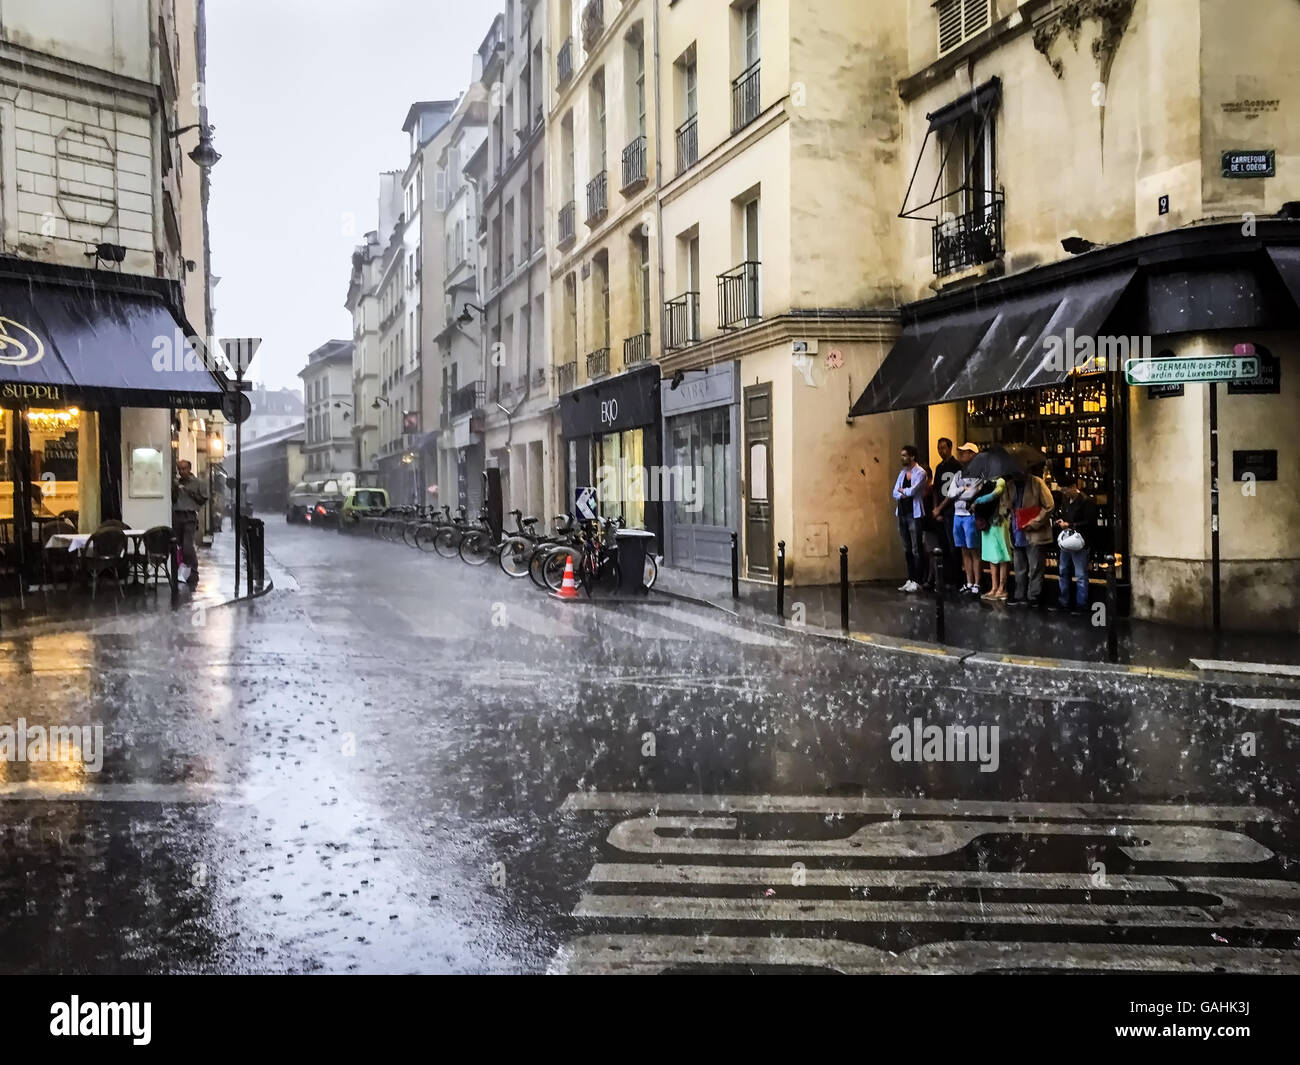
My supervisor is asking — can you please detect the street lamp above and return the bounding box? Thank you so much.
[457,302,486,325]
[168,123,222,169]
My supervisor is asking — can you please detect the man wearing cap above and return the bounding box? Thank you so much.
[945,442,984,596]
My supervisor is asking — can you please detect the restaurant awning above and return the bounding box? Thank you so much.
[849,268,1137,417]
[0,277,227,409]
[1268,245,1300,310]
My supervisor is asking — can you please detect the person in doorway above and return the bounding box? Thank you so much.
[930,438,962,584]
[173,459,207,585]
[945,442,983,596]
[972,476,1012,600]
[1008,463,1054,607]
[1051,471,1095,614]
[892,444,927,593]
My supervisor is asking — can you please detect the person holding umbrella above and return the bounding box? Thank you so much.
[1007,454,1055,608]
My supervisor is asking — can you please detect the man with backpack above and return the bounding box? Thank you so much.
[1051,471,1096,614]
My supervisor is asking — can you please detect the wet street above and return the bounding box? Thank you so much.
[3,524,1300,974]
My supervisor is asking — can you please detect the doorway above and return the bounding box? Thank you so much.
[743,382,773,578]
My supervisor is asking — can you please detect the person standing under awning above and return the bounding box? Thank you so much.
[173,459,207,586]
[892,445,928,594]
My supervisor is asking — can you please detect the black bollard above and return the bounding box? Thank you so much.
[731,531,739,600]
[932,546,946,644]
[839,545,849,630]
[776,540,786,619]
[1105,553,1118,663]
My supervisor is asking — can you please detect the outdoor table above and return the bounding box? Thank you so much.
[45,529,149,553]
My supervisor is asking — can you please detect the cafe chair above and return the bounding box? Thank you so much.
[58,509,79,529]
[95,519,130,533]
[82,528,128,599]
[0,540,24,609]
[39,519,78,595]
[138,526,175,589]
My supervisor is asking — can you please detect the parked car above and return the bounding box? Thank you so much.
[287,479,342,523]
[338,487,390,530]
[308,496,343,528]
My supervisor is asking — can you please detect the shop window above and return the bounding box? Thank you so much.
[669,406,733,528]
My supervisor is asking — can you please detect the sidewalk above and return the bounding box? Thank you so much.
[0,526,282,637]
[653,565,1300,673]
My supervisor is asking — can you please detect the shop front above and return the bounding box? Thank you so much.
[0,262,228,593]
[560,363,662,541]
[851,224,1300,631]
[660,361,740,576]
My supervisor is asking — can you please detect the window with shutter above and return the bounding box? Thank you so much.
[937,0,991,57]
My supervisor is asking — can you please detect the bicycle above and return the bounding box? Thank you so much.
[457,506,498,565]
[543,517,623,596]
[499,510,574,579]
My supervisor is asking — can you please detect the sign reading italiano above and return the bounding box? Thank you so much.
[1125,356,1260,386]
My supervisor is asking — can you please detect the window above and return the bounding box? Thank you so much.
[590,70,607,172]
[565,273,579,360]
[937,0,992,56]
[743,2,760,68]
[669,407,733,527]
[685,53,697,118]
[627,30,646,138]
[593,251,610,348]
[638,233,652,333]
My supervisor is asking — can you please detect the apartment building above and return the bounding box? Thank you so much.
[298,340,354,479]
[849,0,1300,630]
[480,3,552,527]
[427,84,489,516]
[549,0,663,539]
[346,172,402,483]
[0,0,227,558]
[654,0,910,580]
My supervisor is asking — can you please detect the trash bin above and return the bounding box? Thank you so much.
[614,528,657,594]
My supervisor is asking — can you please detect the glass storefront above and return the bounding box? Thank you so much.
[592,427,645,529]
[668,406,732,528]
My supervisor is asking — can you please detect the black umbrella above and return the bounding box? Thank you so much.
[963,446,1025,480]
[1005,443,1050,470]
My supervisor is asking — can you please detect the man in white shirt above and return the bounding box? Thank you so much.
[892,444,927,593]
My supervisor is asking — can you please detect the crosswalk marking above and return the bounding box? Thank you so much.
[499,600,585,638]
[637,604,789,647]
[551,936,1300,975]
[559,792,1279,821]
[594,611,691,642]
[1192,658,1300,677]
[1220,697,1300,711]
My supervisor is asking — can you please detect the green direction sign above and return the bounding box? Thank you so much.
[1125,356,1260,386]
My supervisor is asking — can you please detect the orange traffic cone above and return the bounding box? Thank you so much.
[557,554,580,600]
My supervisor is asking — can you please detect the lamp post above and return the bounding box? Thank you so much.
[220,338,261,597]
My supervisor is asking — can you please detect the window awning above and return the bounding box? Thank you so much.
[0,278,227,409]
[849,268,1137,417]
[1268,245,1300,309]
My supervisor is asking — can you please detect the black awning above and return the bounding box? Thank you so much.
[850,268,1137,417]
[0,278,226,409]
[925,77,1002,131]
[1268,246,1300,309]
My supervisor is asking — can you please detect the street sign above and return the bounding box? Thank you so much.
[1222,149,1275,178]
[219,337,262,376]
[575,486,597,521]
[1125,356,1259,386]
[221,390,252,424]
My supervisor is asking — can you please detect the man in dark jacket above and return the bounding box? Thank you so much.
[1051,471,1095,613]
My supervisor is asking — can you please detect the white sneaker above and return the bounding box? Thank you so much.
[898,581,912,591]
[903,580,920,593]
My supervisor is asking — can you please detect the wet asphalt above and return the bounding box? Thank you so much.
[2,522,1299,974]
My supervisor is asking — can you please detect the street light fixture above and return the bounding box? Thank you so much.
[457,302,486,325]
[168,123,222,169]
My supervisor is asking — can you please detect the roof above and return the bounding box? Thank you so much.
[238,421,305,453]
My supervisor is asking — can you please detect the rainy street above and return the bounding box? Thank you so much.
[3,524,1299,975]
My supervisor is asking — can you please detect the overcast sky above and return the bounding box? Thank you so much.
[206,0,492,392]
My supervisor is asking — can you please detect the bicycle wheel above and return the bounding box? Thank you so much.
[642,553,658,590]
[543,548,575,592]
[529,543,557,588]
[402,521,420,548]
[433,526,462,558]
[499,536,533,578]
[413,523,438,552]
[459,530,493,565]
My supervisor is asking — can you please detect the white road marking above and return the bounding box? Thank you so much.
[595,611,691,642]
[559,792,1279,822]
[1192,658,1300,677]
[638,604,789,647]
[573,894,1300,928]
[606,815,1273,862]
[498,601,584,639]
[550,936,1300,975]
[1219,697,1300,711]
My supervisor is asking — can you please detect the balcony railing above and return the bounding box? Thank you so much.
[586,347,610,379]
[557,38,573,85]
[731,60,761,134]
[556,360,578,393]
[558,200,576,245]
[675,116,698,176]
[933,199,1004,278]
[663,291,701,350]
[718,261,760,329]
[621,135,647,190]
[586,170,608,224]
[623,332,651,367]
[581,0,604,50]
[451,380,485,417]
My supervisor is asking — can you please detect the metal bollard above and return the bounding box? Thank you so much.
[932,547,946,644]
[731,531,740,600]
[1105,553,1118,663]
[776,540,786,619]
[839,545,849,630]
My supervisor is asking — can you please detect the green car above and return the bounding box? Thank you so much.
[338,487,390,530]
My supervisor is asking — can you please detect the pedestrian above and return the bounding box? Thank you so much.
[930,438,962,584]
[892,444,927,593]
[1008,463,1054,608]
[1051,471,1096,614]
[944,442,984,596]
[172,458,207,585]
[918,460,941,591]
[972,476,1012,600]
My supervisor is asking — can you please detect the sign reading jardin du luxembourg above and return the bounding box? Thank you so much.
[1125,355,1260,386]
